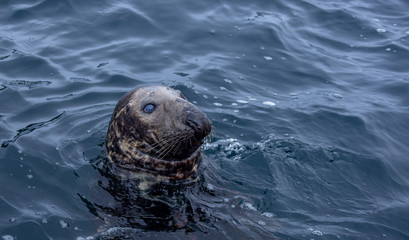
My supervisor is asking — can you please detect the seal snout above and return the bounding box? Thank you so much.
[184,108,211,140]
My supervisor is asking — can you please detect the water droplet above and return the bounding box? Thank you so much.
[243,202,257,211]
[312,230,323,236]
[333,93,343,99]
[262,101,276,106]
[59,220,69,228]
[262,212,274,218]
[2,235,15,240]
[257,220,266,225]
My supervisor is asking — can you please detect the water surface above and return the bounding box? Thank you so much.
[1,0,409,239]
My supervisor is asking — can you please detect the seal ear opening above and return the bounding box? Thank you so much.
[175,90,187,100]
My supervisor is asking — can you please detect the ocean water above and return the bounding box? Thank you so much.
[1,0,409,239]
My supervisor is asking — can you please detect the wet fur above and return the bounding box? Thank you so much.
[105,86,211,189]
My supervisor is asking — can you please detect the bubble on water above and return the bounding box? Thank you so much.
[231,102,238,106]
[205,138,245,160]
[333,93,343,99]
[252,64,257,68]
[263,56,273,61]
[203,95,208,99]
[312,230,323,236]
[60,220,69,228]
[257,220,266,226]
[223,198,229,202]
[77,236,95,240]
[42,218,48,224]
[242,202,257,211]
[8,218,17,223]
[262,101,276,106]
[377,29,386,33]
[74,227,81,231]
[385,48,391,51]
[220,87,227,91]
[2,235,15,240]
[87,130,91,133]
[18,150,22,154]
[233,110,239,113]
[236,100,248,104]
[262,212,274,218]
[373,18,380,22]
[213,102,222,107]
[224,78,232,84]
[260,46,265,50]
[27,174,33,179]
[281,56,287,60]
[207,183,214,190]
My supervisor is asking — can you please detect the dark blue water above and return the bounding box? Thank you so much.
[1,0,409,239]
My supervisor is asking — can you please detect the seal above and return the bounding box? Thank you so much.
[105,86,211,190]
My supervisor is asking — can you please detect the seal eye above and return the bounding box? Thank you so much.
[143,104,155,113]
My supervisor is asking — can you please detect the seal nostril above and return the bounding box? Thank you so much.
[185,118,199,132]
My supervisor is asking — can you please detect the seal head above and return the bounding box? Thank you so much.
[106,86,211,186]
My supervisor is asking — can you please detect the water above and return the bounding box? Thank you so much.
[1,0,409,239]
